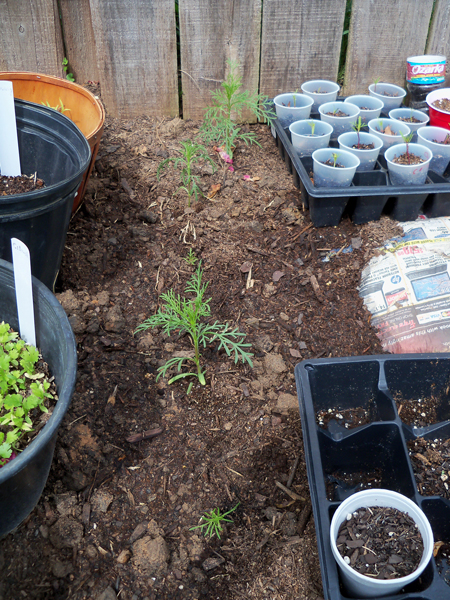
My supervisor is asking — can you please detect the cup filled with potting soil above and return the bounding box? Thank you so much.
[301,79,340,113]
[417,125,450,175]
[289,119,333,158]
[330,489,433,598]
[344,94,384,124]
[273,92,314,128]
[368,117,411,154]
[311,147,360,188]
[318,101,360,141]
[368,82,406,112]
[426,88,450,129]
[384,142,432,185]
[389,108,429,142]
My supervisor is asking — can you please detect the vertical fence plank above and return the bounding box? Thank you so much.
[426,0,450,87]
[0,0,63,74]
[259,0,346,99]
[343,0,434,96]
[59,0,99,84]
[179,0,262,120]
[88,0,178,118]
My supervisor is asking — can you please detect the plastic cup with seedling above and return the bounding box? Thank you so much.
[157,139,216,207]
[400,131,414,164]
[135,262,253,394]
[190,503,240,539]
[352,116,364,149]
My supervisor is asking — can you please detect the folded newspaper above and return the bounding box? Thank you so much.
[359,217,450,353]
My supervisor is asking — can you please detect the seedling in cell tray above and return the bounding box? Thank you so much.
[352,116,364,149]
[400,131,415,164]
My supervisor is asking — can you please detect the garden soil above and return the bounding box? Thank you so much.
[0,87,403,600]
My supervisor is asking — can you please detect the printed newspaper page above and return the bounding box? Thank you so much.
[359,217,450,353]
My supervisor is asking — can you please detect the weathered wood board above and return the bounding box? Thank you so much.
[179,0,262,120]
[88,0,178,118]
[59,0,99,84]
[259,0,346,99]
[426,0,450,87]
[0,0,63,75]
[343,0,434,96]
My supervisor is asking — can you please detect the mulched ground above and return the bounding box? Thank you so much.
[0,86,408,600]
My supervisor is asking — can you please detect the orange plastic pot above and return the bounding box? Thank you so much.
[0,71,105,214]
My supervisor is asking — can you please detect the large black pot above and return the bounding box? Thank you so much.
[0,99,91,290]
[0,259,77,537]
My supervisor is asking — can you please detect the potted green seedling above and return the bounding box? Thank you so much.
[318,101,360,141]
[389,108,429,142]
[289,119,333,158]
[0,258,77,537]
[368,81,406,112]
[273,92,313,128]
[337,117,383,172]
[300,79,340,112]
[311,148,360,188]
[368,117,411,154]
[384,134,433,185]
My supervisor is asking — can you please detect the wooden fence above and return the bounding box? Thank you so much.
[1,0,450,119]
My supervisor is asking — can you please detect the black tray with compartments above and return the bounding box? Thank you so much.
[295,353,450,600]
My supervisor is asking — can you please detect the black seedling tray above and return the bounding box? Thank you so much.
[295,353,450,600]
[270,100,450,227]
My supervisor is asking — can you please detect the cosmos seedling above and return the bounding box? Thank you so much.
[373,76,381,93]
[352,116,364,148]
[331,152,340,167]
[190,503,240,539]
[157,139,216,207]
[135,263,253,392]
[400,131,414,164]
[184,248,198,266]
[308,120,316,135]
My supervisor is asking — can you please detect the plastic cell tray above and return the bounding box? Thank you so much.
[270,101,450,227]
[295,353,450,600]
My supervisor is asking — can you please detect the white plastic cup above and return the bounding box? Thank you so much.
[312,147,360,188]
[345,95,384,124]
[273,93,314,128]
[417,125,450,175]
[368,118,411,154]
[301,80,340,113]
[319,101,360,141]
[330,489,433,599]
[289,119,333,158]
[388,108,429,143]
[368,83,406,112]
[338,131,383,172]
[384,142,433,185]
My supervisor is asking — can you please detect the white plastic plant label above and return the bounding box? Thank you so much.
[270,124,276,138]
[11,238,36,347]
[0,81,21,177]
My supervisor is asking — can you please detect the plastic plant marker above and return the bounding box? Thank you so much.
[11,238,36,346]
[0,81,21,176]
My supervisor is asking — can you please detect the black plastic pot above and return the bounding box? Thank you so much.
[295,354,450,600]
[0,259,77,537]
[0,99,91,290]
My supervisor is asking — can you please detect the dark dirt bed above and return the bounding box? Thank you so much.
[0,86,403,600]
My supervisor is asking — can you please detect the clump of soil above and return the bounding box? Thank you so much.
[317,404,373,429]
[322,159,345,168]
[352,143,375,150]
[325,110,348,118]
[382,91,399,97]
[336,506,424,579]
[408,437,450,499]
[391,152,425,166]
[0,174,45,195]
[432,98,450,113]
[395,395,439,427]
[397,116,422,123]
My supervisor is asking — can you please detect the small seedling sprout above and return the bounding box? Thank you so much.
[373,76,381,93]
[190,503,240,539]
[400,131,414,164]
[352,116,363,149]
[184,248,198,266]
[331,152,340,168]
[308,120,316,136]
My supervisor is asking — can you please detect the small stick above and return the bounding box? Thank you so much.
[286,456,300,489]
[126,427,164,443]
[275,481,306,501]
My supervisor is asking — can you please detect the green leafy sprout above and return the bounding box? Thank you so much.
[157,139,216,207]
[400,131,414,164]
[62,57,75,82]
[308,120,316,136]
[0,322,54,467]
[41,98,71,115]
[199,59,276,159]
[184,248,198,266]
[135,263,253,391]
[190,503,240,539]
[352,116,364,148]
[331,152,340,168]
[373,76,381,92]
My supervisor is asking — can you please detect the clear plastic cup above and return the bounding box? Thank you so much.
[312,147,360,188]
[337,131,383,172]
[384,142,432,185]
[344,95,384,124]
[417,125,450,175]
[368,118,411,154]
[318,101,360,141]
[273,93,314,128]
[330,489,433,599]
[388,108,429,142]
[368,82,406,112]
[289,119,333,158]
[300,80,340,113]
